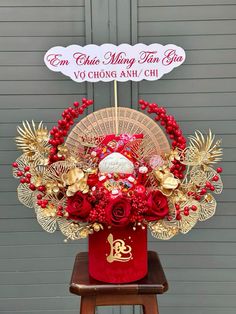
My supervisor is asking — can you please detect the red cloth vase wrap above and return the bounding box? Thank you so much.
[88,225,147,283]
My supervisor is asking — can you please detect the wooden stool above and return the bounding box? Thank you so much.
[70,251,168,314]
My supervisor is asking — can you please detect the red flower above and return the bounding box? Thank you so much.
[105,197,131,227]
[66,192,92,221]
[145,191,169,221]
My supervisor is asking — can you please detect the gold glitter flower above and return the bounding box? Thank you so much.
[45,180,61,195]
[62,168,89,196]
[33,174,44,187]
[171,189,187,204]
[57,145,69,158]
[166,148,181,162]
[40,204,57,218]
[92,223,104,232]
[79,228,91,238]
[153,166,179,196]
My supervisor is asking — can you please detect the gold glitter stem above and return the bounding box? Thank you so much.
[183,165,190,184]
[114,80,119,135]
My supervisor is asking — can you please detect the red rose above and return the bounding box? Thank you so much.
[145,191,169,221]
[105,197,131,227]
[66,192,92,221]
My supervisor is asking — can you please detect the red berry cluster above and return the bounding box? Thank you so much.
[12,163,37,191]
[36,197,48,209]
[172,203,198,221]
[173,167,223,220]
[89,202,107,223]
[139,100,186,179]
[48,98,93,164]
[87,188,108,223]
[130,196,148,223]
[88,209,98,222]
[191,168,222,202]
[12,162,49,209]
[57,205,64,217]
[199,168,222,196]
[177,203,203,220]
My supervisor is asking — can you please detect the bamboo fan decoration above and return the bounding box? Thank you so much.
[66,107,170,158]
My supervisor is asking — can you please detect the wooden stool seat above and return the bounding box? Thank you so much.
[70,251,168,313]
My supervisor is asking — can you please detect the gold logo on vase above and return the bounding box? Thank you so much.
[106,233,132,263]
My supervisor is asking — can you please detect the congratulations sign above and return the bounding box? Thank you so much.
[44,43,185,82]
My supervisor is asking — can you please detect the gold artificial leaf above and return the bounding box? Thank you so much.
[16,121,49,156]
[181,130,223,167]
[199,194,217,221]
[148,220,179,240]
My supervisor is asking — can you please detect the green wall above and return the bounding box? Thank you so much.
[0,0,235,313]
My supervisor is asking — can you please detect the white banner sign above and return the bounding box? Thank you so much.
[44,43,185,82]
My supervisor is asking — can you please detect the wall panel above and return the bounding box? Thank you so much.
[137,0,236,313]
[0,1,235,313]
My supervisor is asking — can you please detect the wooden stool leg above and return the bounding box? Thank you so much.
[142,295,159,314]
[80,296,96,314]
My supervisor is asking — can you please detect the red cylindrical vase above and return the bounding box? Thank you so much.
[88,225,147,283]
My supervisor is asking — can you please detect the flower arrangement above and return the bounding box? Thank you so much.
[12,98,223,241]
